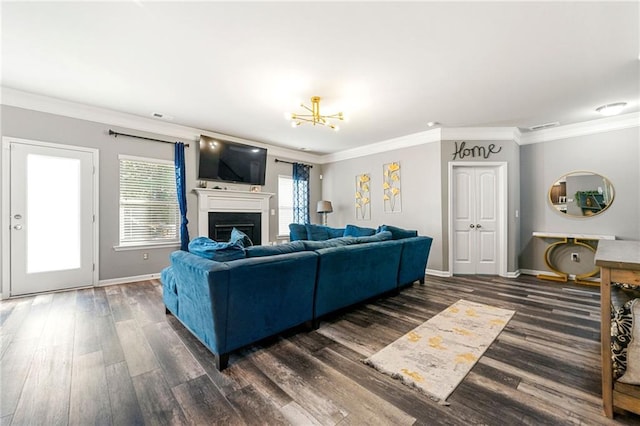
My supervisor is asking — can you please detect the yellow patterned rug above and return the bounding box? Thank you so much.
[364,299,515,403]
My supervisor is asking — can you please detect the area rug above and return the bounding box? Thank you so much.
[364,299,515,403]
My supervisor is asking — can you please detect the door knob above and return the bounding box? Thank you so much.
[476,224,482,229]
[469,224,475,229]
[13,224,23,230]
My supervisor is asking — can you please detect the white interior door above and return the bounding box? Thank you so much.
[453,166,499,275]
[9,141,96,296]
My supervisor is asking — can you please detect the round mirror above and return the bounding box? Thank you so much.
[548,171,614,217]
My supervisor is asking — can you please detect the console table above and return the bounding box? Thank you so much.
[532,232,615,285]
[595,240,640,418]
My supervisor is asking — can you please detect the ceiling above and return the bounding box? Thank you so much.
[2,2,639,154]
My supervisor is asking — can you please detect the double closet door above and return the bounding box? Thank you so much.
[452,166,500,275]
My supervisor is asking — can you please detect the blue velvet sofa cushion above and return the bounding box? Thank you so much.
[377,224,418,240]
[314,240,404,318]
[343,224,376,237]
[301,238,355,251]
[352,231,393,244]
[230,227,253,247]
[289,223,307,241]
[306,224,330,241]
[188,236,245,261]
[245,241,306,258]
[327,227,346,238]
[304,224,346,241]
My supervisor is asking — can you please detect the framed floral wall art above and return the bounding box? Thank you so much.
[383,162,401,213]
[355,173,371,220]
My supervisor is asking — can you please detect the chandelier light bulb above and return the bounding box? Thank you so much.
[290,121,298,128]
[284,112,291,120]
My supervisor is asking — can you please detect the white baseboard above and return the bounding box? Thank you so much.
[98,273,161,287]
[505,270,521,278]
[426,269,451,278]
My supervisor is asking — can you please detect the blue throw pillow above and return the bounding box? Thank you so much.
[305,224,330,241]
[377,224,418,240]
[230,227,253,247]
[289,223,307,241]
[188,236,246,261]
[245,241,306,258]
[343,224,376,237]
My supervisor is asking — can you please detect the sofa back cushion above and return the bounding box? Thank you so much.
[245,241,306,258]
[188,236,246,262]
[305,224,330,241]
[352,231,393,244]
[302,238,355,251]
[377,224,418,240]
[343,224,376,237]
[289,223,307,241]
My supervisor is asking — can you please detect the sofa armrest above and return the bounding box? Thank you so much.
[398,236,433,286]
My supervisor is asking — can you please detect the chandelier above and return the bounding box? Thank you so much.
[284,96,345,131]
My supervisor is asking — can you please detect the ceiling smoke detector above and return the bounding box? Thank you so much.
[596,102,627,116]
[528,122,560,131]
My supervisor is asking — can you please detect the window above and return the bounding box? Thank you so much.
[119,155,180,246]
[278,175,293,235]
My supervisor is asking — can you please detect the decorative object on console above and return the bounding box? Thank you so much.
[355,173,371,220]
[317,200,333,226]
[383,162,402,213]
[284,96,345,131]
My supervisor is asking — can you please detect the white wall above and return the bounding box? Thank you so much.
[322,138,444,272]
[0,105,321,285]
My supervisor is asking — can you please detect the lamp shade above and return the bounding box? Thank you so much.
[317,200,333,213]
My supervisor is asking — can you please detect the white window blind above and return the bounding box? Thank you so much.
[119,156,180,246]
[278,175,293,235]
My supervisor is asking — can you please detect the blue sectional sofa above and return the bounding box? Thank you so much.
[162,224,432,370]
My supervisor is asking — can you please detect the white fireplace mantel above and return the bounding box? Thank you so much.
[194,189,274,243]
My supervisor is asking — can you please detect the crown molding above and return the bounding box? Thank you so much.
[440,127,521,142]
[319,128,441,164]
[519,112,640,145]
[0,87,323,164]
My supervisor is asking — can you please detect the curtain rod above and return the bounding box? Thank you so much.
[108,129,190,147]
[275,158,313,168]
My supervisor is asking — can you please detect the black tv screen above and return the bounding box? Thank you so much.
[198,136,267,185]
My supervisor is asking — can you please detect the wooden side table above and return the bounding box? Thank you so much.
[595,240,640,418]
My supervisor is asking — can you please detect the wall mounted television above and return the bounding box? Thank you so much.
[198,135,267,186]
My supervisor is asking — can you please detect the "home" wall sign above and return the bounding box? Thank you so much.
[452,141,502,160]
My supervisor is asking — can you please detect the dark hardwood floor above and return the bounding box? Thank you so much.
[1,274,639,425]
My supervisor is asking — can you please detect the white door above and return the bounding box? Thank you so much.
[9,141,96,296]
[453,166,499,275]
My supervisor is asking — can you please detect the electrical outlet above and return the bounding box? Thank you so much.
[143,253,149,260]
[571,253,579,262]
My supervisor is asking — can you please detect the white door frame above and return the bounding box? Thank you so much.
[448,161,507,277]
[1,136,100,299]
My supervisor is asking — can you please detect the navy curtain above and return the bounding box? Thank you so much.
[174,142,190,251]
[293,162,310,224]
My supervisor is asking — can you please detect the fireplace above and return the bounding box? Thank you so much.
[208,212,262,245]
[194,189,273,246]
